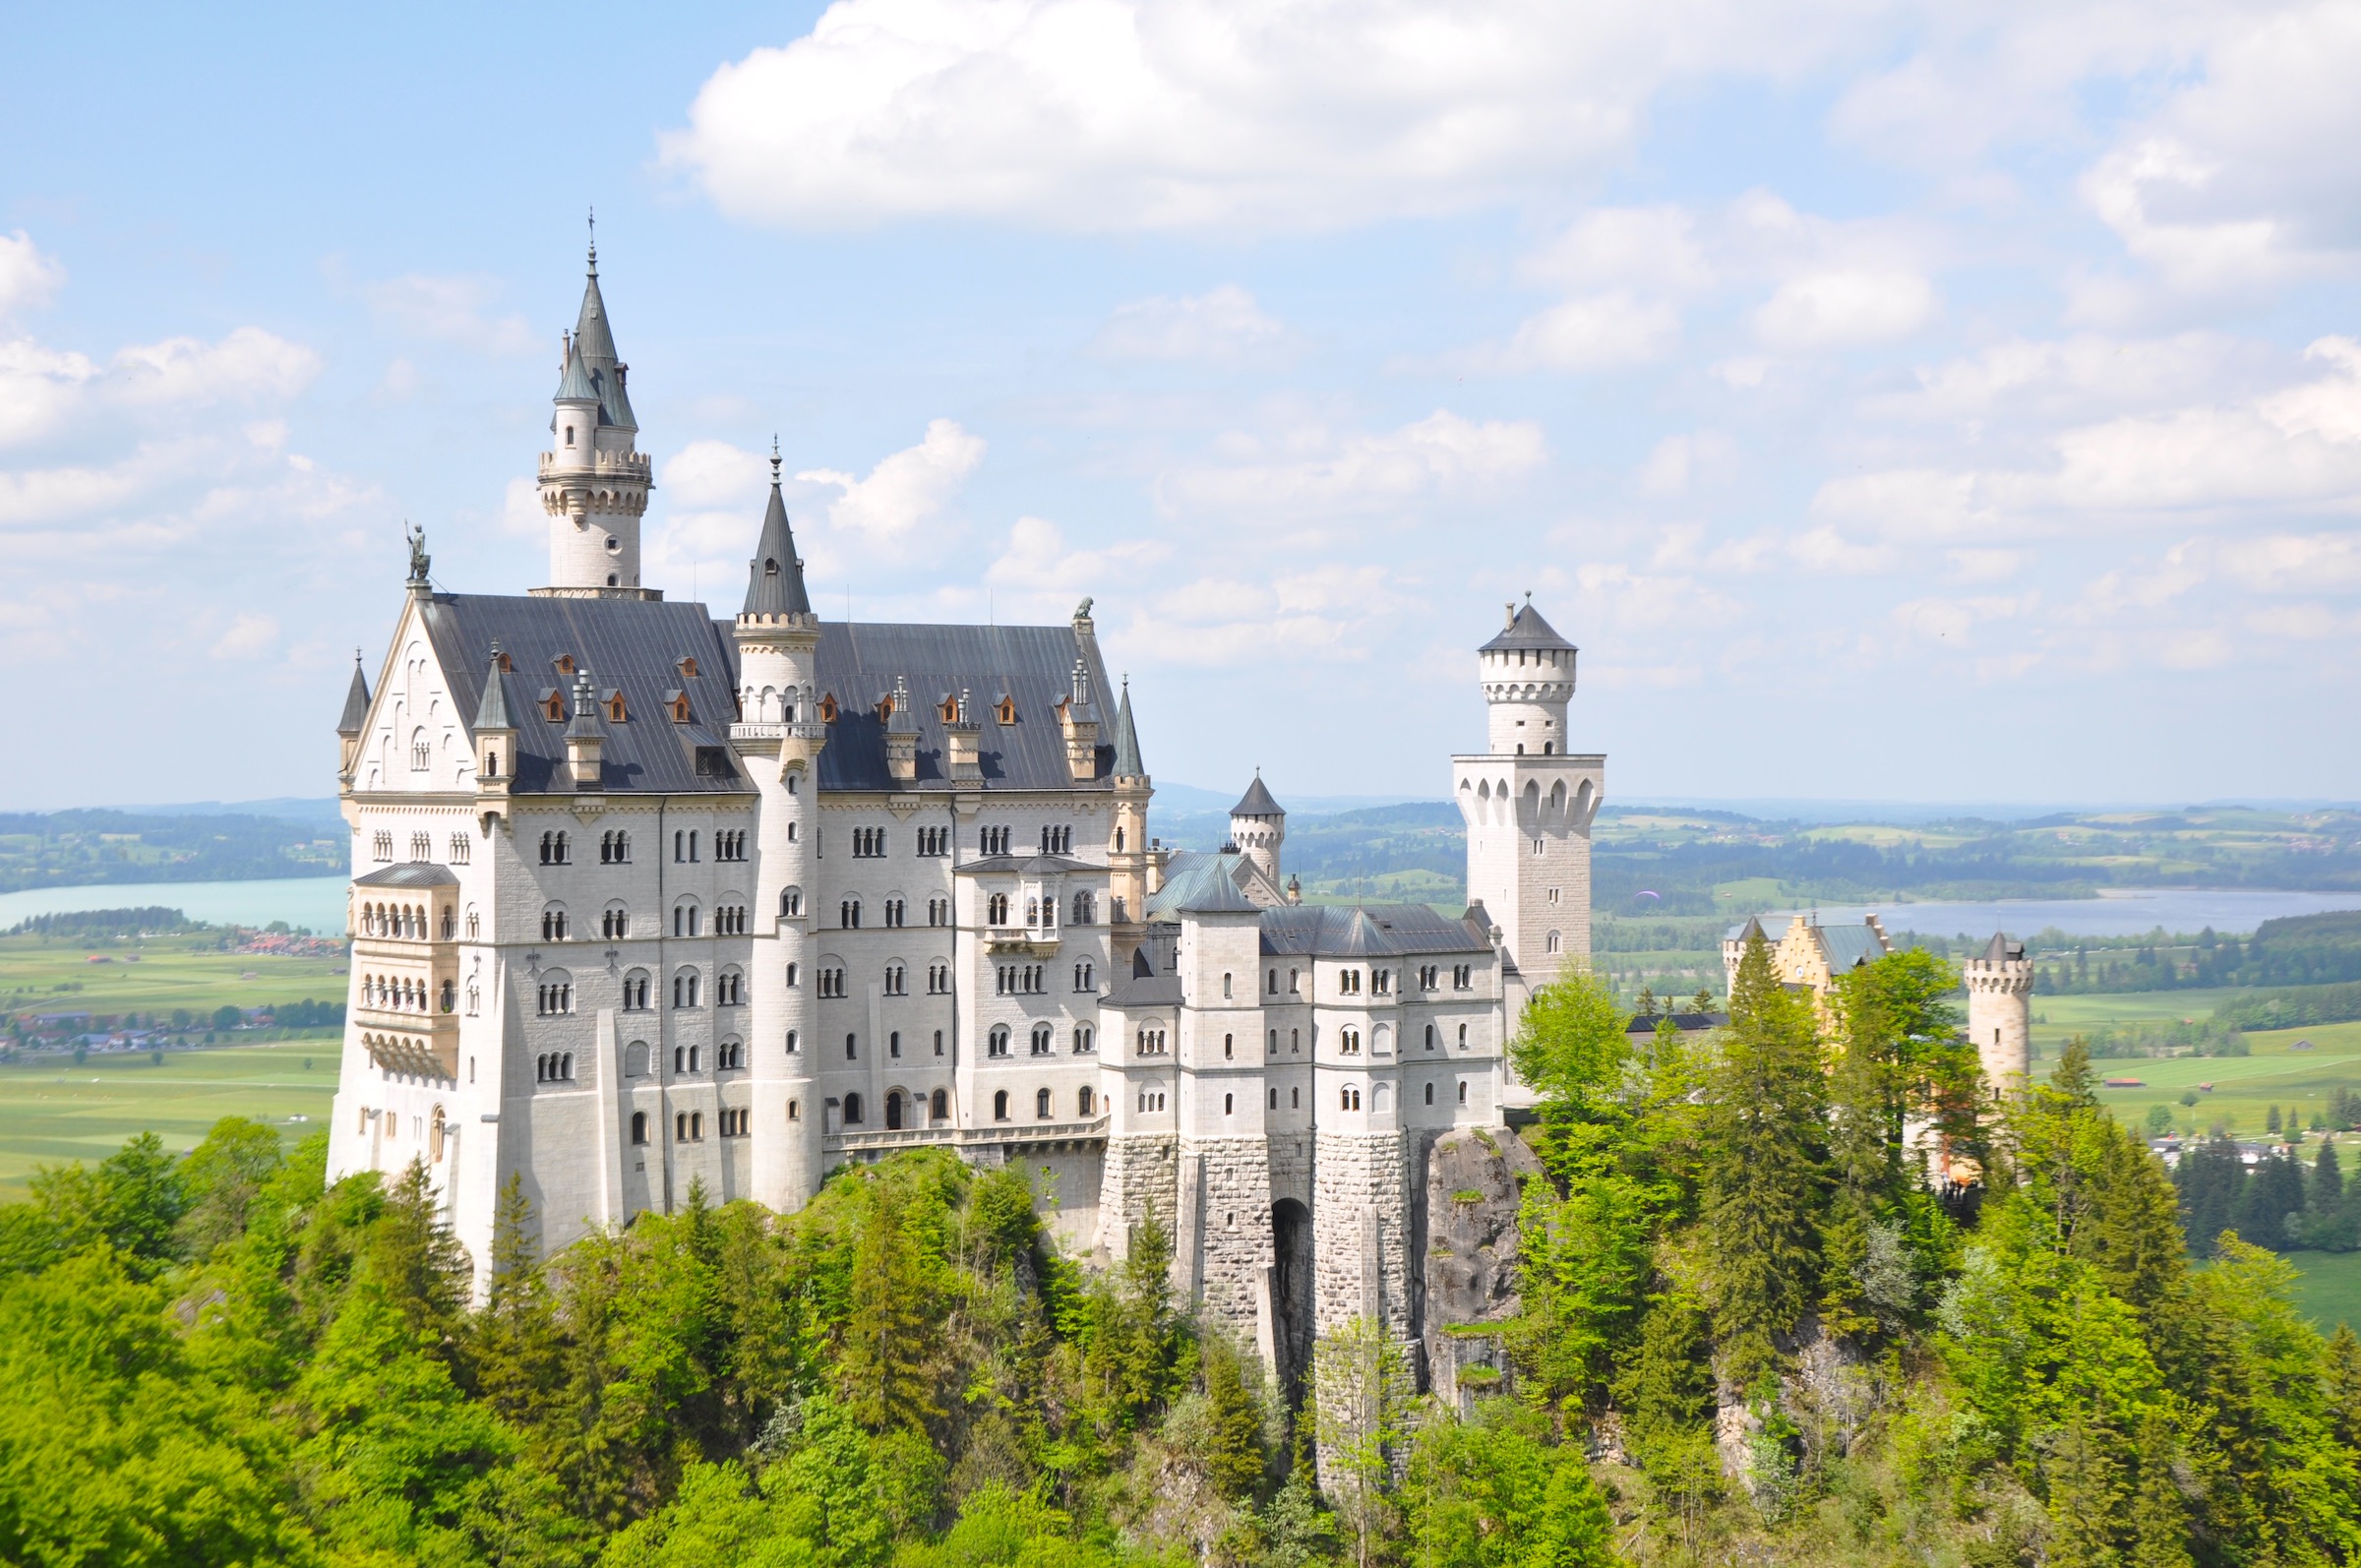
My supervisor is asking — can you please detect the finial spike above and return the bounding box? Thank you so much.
[770,434,781,483]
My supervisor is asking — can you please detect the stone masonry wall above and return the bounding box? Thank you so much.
[1184,1136,1276,1350]
[1312,1130,1411,1344]
[1097,1133,1179,1261]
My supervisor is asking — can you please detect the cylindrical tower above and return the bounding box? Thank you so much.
[1228,772,1285,886]
[735,462,825,1210]
[1480,598,1576,755]
[1964,933,2034,1093]
[535,237,655,598]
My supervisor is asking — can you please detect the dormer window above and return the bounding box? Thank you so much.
[554,654,575,676]
[606,692,628,723]
[995,694,1015,725]
[664,690,690,723]
[677,656,698,679]
[938,694,958,723]
[541,689,566,723]
[819,694,838,723]
[494,650,514,673]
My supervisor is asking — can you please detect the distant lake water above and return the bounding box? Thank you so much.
[1760,888,2361,940]
[0,876,349,935]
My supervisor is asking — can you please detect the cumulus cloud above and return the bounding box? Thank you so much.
[800,419,988,541]
[0,231,66,317]
[1090,285,1288,361]
[660,0,1887,234]
[109,328,321,406]
[1160,409,1545,515]
[1498,293,1680,372]
[360,272,537,355]
[1753,270,1938,350]
[664,439,772,507]
[211,611,280,660]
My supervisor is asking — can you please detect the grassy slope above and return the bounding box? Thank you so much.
[0,1038,338,1195]
[2086,1018,2361,1137]
[1,932,348,1017]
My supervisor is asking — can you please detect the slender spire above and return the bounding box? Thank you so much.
[1112,676,1145,778]
[336,649,371,735]
[741,445,813,617]
[472,641,514,732]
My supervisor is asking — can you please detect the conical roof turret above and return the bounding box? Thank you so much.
[336,651,371,735]
[552,231,636,431]
[742,449,814,617]
[472,643,514,732]
[1112,677,1145,777]
[1231,771,1283,818]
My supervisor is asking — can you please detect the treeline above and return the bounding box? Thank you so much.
[2177,1137,2361,1254]
[0,808,341,892]
[4,905,203,937]
[2215,981,2361,1031]
[2032,912,2361,995]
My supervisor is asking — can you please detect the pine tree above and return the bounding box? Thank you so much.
[469,1172,563,1428]
[1198,1332,1268,1501]
[367,1156,472,1353]
[838,1175,938,1432]
[1703,931,1829,1387]
[2126,1412,2194,1568]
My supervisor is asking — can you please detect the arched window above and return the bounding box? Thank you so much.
[989,1026,1010,1058]
[623,970,651,1010]
[1545,930,1562,954]
[780,886,802,918]
[1079,1086,1095,1116]
[1458,1023,1468,1049]
[410,729,430,770]
[786,1029,799,1055]
[1223,972,1233,998]
[631,1112,648,1145]
[885,1090,905,1130]
[1424,1082,1435,1105]
[994,1090,1009,1120]
[1224,1092,1234,1115]
[672,969,700,1008]
[840,898,861,930]
[1071,891,1094,925]
[1030,1024,1052,1056]
[788,1099,801,1121]
[1036,1087,1053,1118]
[846,1032,858,1060]
[843,1093,864,1125]
[626,1042,649,1077]
[1458,1080,1470,1105]
[541,904,569,941]
[1073,1024,1094,1054]
[1424,1023,1437,1051]
[931,1089,948,1119]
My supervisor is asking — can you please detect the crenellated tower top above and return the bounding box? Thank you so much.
[534,221,657,599]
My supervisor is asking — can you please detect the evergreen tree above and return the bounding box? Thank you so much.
[1703,931,1829,1387]
[1313,1315,1410,1568]
[2231,1151,2306,1252]
[1197,1332,1269,1501]
[2174,1135,2245,1259]
[838,1174,939,1432]
[469,1172,563,1431]
[366,1157,472,1352]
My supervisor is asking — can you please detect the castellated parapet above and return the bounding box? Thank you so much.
[1964,934,2035,1093]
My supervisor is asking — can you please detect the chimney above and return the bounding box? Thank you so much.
[563,671,604,790]
[1059,658,1100,782]
[945,688,982,781]
[885,675,919,784]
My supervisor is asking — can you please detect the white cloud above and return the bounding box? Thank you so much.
[211,611,279,660]
[1787,524,1900,575]
[661,0,1886,234]
[0,231,66,317]
[1634,431,1734,497]
[110,328,322,406]
[1946,548,2024,583]
[1498,292,1680,373]
[1161,409,1545,515]
[500,476,546,539]
[664,439,772,507]
[1864,332,2261,425]
[0,338,99,446]
[1753,269,1937,350]
[1520,206,1714,293]
[360,273,537,355]
[2217,531,2361,593]
[986,514,1168,598]
[799,419,988,541]
[1891,592,2036,644]
[1090,285,1287,361]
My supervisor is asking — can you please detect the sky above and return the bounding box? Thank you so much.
[2,1,2357,813]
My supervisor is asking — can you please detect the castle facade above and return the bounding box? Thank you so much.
[324,247,1600,1388]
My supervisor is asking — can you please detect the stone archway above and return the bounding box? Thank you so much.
[1270,1197,1315,1403]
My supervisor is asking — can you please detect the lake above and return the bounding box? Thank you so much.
[1769,888,2361,940]
[0,876,350,935]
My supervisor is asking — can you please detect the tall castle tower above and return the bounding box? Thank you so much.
[734,453,826,1208]
[1451,600,1603,1001]
[1229,773,1285,885]
[534,232,655,598]
[1964,934,2034,1093]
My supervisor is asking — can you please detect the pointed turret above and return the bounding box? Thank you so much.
[536,223,654,599]
[743,451,814,617]
[472,642,516,798]
[1112,678,1146,780]
[472,647,514,732]
[1229,769,1285,884]
[336,650,372,779]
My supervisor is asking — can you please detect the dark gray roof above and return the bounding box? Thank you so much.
[1257,902,1490,957]
[337,654,371,735]
[812,622,1115,793]
[960,851,1093,876]
[353,861,459,888]
[417,593,744,796]
[1725,915,1768,942]
[1479,601,1575,654]
[1231,773,1283,818]
[1146,851,1252,920]
[1627,1011,1728,1034]
[1179,867,1258,915]
[1111,680,1145,778]
[1815,919,1888,972]
[1982,932,2026,963]
[564,672,605,741]
[742,476,812,617]
[554,343,600,404]
[1105,971,1182,1007]
[558,256,636,430]
[472,647,514,730]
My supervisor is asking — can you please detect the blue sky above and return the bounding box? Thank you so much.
[3,1,2358,812]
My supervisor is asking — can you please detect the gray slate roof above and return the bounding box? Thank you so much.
[1146,851,1254,920]
[420,593,744,796]
[1231,773,1283,817]
[337,654,372,735]
[742,478,812,617]
[1105,970,1182,1007]
[1480,601,1576,654]
[1179,867,1258,915]
[1815,918,1889,972]
[471,648,513,730]
[812,621,1115,794]
[353,861,460,888]
[1111,680,1145,777]
[1257,901,1492,957]
[1982,932,2026,962]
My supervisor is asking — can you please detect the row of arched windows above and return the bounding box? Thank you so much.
[986,1085,1093,1121]
[359,901,439,940]
[360,973,448,1014]
[535,1052,574,1082]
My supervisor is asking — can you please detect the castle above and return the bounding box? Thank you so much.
[324,244,1601,1390]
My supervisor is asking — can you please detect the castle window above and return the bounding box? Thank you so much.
[786,1030,799,1054]
[989,1026,1010,1058]
[450,833,470,864]
[672,969,700,1008]
[673,902,701,937]
[1072,961,1094,993]
[845,1032,858,1060]
[669,694,692,723]
[840,898,861,930]
[1224,1093,1234,1116]
[1071,891,1094,924]
[535,977,573,1015]
[1078,1086,1095,1116]
[1458,1023,1469,1049]
[717,968,744,1005]
[987,893,1009,925]
[817,965,844,998]
[1292,1029,1301,1053]
[883,962,906,995]
[1037,1088,1053,1118]
[631,1112,648,1144]
[553,654,575,676]
[602,905,630,940]
[495,649,514,673]
[1224,1034,1234,1059]
[888,1030,901,1057]
[626,1041,649,1076]
[606,692,627,723]
[1342,1085,1362,1111]
[720,1108,749,1136]
[1289,968,1301,994]
[372,831,393,862]
[885,1090,905,1129]
[484,749,500,778]
[1454,963,1473,989]
[996,696,1015,725]
[980,826,1010,855]
[540,905,569,941]
[1425,1082,1435,1105]
[466,908,480,939]
[932,1088,948,1118]
[935,1030,945,1056]
[929,962,948,995]
[1424,1024,1436,1051]
[1292,1086,1301,1108]
[623,971,650,1010]
[917,826,948,856]
[819,694,838,723]
[1073,1025,1094,1054]
[781,887,803,918]
[1341,1028,1362,1055]
[1030,1024,1052,1056]
[411,831,434,861]
[994,1091,1009,1121]
[695,748,734,779]
[929,897,948,926]
[565,424,575,447]
[1458,1080,1470,1105]
[788,1099,801,1121]
[1545,931,1562,954]
[678,656,698,679]
[410,731,430,770]
[542,690,566,722]
[1268,1030,1277,1055]
[884,898,905,928]
[1269,1088,1278,1110]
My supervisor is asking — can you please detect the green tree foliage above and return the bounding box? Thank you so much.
[1312,1316,1410,1568]
[1402,1401,1614,1568]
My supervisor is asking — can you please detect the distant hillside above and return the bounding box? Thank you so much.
[0,809,343,892]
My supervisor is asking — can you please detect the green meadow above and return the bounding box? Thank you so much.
[0,930,348,1018]
[0,1037,340,1196]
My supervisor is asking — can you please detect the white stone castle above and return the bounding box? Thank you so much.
[324,244,1604,1386]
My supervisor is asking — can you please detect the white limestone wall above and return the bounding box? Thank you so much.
[1965,957,2034,1092]
[1453,753,1603,993]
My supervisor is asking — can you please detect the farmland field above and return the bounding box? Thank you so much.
[2283,1249,2361,1334]
[0,1038,339,1195]
[0,931,348,1018]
